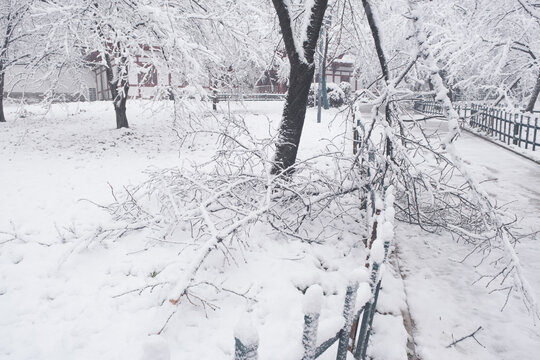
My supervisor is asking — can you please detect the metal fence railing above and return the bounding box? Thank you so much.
[234,243,390,360]
[414,101,540,151]
[413,101,442,115]
[215,93,286,102]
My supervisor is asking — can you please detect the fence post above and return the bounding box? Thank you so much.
[488,108,493,135]
[302,285,323,360]
[234,314,259,360]
[513,113,520,145]
[497,109,501,138]
[518,114,524,147]
[525,116,531,149]
[483,106,489,131]
[353,262,380,360]
[503,110,507,143]
[336,279,361,360]
[534,118,538,151]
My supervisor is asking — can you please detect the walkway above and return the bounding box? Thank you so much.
[397,119,540,360]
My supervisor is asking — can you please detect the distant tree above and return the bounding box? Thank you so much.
[84,1,149,129]
[517,0,540,111]
[406,0,540,107]
[0,0,35,123]
[45,0,273,129]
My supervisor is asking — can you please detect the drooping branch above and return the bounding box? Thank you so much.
[493,77,520,106]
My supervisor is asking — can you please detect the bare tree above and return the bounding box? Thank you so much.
[0,0,35,123]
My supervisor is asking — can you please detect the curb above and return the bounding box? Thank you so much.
[392,246,421,360]
[461,128,540,165]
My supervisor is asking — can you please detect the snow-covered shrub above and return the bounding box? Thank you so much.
[339,82,352,103]
[307,82,346,108]
[327,83,345,107]
[307,84,316,107]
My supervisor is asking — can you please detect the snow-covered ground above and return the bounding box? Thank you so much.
[0,101,373,360]
[1,102,539,360]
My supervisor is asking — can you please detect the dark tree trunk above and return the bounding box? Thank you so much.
[104,51,129,129]
[274,62,315,173]
[271,0,328,174]
[525,72,540,112]
[115,85,129,129]
[0,69,5,123]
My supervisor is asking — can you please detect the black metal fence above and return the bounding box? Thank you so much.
[216,93,286,102]
[413,101,442,115]
[414,101,540,151]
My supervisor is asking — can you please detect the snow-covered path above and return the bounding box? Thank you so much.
[398,120,540,360]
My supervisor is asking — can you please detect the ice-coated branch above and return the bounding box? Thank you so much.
[167,178,274,305]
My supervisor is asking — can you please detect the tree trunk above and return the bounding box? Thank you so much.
[104,51,129,129]
[271,0,328,174]
[273,62,315,172]
[115,86,129,129]
[525,72,540,112]
[0,69,5,123]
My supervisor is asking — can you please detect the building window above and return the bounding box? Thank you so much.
[340,75,350,83]
[138,66,157,86]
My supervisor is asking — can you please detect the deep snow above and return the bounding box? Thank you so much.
[1,101,539,360]
[1,101,381,360]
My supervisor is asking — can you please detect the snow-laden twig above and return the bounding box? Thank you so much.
[166,178,274,306]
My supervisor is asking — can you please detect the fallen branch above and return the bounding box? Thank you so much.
[446,326,485,348]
